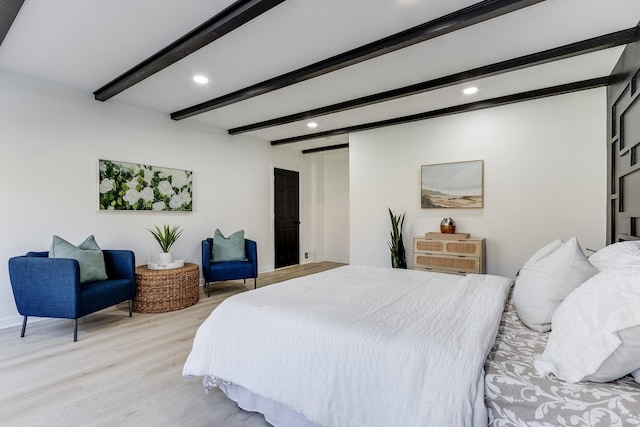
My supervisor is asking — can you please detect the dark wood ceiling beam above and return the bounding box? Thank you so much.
[171,0,545,120]
[302,143,349,154]
[93,0,286,101]
[271,77,610,145]
[231,27,638,135]
[0,0,25,46]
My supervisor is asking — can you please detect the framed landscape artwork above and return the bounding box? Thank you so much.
[421,160,483,209]
[98,159,192,211]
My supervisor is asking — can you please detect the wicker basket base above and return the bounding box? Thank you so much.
[133,263,200,313]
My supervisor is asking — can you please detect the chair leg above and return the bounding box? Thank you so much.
[254,278,257,289]
[129,299,133,317]
[73,319,78,342]
[206,282,210,297]
[20,316,27,338]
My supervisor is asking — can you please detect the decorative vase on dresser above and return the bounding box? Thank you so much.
[440,218,456,234]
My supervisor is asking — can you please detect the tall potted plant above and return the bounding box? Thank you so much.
[148,224,183,264]
[387,208,407,269]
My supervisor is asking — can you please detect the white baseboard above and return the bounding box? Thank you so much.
[0,315,47,330]
[324,257,350,264]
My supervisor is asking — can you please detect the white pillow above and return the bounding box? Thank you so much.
[535,268,640,383]
[589,241,640,271]
[513,237,597,332]
[522,239,563,267]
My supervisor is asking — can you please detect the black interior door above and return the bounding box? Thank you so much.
[274,168,300,268]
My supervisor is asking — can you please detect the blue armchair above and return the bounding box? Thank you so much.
[8,250,136,342]
[202,238,258,296]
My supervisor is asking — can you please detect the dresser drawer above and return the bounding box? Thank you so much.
[413,253,481,274]
[413,238,483,257]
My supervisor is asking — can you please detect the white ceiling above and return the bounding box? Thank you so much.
[1,0,639,152]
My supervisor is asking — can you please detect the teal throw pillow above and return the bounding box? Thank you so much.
[212,229,246,262]
[49,235,108,284]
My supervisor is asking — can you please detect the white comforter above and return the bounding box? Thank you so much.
[183,265,513,427]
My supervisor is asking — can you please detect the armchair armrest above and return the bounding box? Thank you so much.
[8,256,82,318]
[202,239,213,282]
[103,250,136,285]
[245,239,258,278]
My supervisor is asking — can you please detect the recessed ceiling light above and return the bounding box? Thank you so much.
[463,86,478,95]
[193,75,209,84]
[307,122,318,129]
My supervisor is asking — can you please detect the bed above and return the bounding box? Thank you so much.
[183,251,640,427]
[183,265,513,426]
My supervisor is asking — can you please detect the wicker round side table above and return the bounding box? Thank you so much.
[133,263,200,313]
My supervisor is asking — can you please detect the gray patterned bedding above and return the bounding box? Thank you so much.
[485,296,640,427]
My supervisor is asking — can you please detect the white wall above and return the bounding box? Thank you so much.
[322,149,350,263]
[349,89,607,277]
[307,149,350,263]
[0,69,317,328]
[0,67,604,325]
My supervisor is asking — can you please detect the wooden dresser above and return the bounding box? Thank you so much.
[413,236,486,275]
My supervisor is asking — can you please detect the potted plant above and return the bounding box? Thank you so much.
[148,224,183,264]
[387,208,407,269]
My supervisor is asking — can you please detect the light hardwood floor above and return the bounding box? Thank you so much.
[0,262,345,427]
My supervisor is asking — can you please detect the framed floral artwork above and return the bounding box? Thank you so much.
[98,159,192,211]
[421,160,483,208]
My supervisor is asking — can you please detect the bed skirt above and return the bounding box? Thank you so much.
[217,381,323,427]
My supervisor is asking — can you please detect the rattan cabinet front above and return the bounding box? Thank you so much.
[413,237,485,275]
